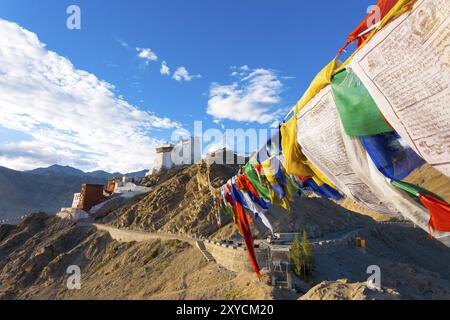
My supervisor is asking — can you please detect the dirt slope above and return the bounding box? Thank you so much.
[1,161,449,300]
[0,214,271,300]
[300,280,401,300]
[306,224,450,300]
[2,213,449,300]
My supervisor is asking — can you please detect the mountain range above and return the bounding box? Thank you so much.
[27,164,148,180]
[0,165,148,222]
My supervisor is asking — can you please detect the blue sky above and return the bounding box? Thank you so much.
[0,0,373,172]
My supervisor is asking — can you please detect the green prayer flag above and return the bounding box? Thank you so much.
[391,180,445,202]
[243,163,271,201]
[332,69,393,137]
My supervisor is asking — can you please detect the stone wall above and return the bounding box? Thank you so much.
[312,230,360,253]
[204,240,269,273]
[92,224,196,244]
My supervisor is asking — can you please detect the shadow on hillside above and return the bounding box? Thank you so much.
[250,197,377,239]
[312,224,450,299]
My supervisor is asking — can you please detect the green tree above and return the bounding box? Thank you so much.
[290,234,303,277]
[301,230,314,276]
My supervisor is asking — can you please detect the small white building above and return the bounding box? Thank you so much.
[172,136,202,166]
[121,175,145,185]
[115,182,151,195]
[151,137,202,174]
[206,148,245,165]
[71,193,81,208]
[153,144,175,172]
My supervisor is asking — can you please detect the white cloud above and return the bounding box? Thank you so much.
[0,140,96,171]
[173,66,201,82]
[160,61,170,75]
[207,66,284,124]
[136,47,158,63]
[0,19,181,173]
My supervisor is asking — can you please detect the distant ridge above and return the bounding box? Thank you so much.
[28,164,86,177]
[28,164,148,179]
[0,165,148,222]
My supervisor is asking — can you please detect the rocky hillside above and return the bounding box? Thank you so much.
[1,161,449,300]
[100,163,239,237]
[2,207,450,299]
[99,161,382,240]
[0,214,271,300]
[305,223,450,300]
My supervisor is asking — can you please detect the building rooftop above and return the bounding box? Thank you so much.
[156,144,174,153]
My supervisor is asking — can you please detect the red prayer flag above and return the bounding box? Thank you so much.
[419,194,450,233]
[298,176,311,182]
[238,174,260,198]
[226,193,261,278]
[338,0,398,55]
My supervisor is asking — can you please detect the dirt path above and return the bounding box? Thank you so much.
[89,223,197,245]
